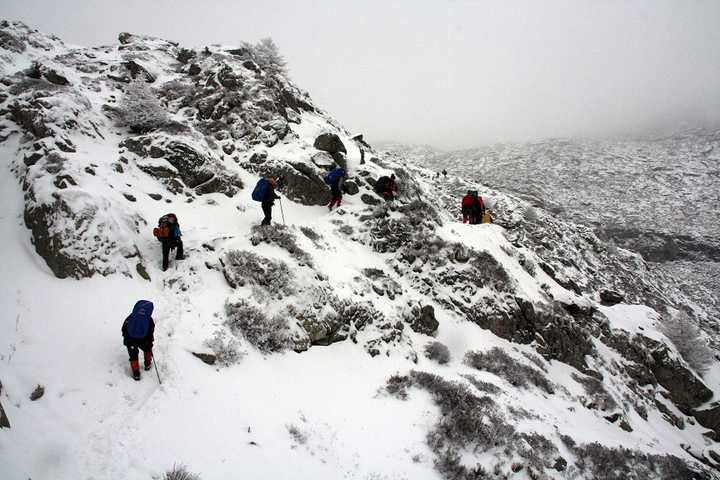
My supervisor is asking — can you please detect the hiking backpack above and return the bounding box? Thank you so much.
[324,167,345,185]
[127,300,153,338]
[252,178,270,202]
[153,213,177,239]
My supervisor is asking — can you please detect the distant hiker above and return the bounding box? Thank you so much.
[375,173,397,201]
[461,191,486,224]
[122,300,155,381]
[153,213,183,271]
[252,176,280,226]
[325,166,346,211]
[442,169,447,178]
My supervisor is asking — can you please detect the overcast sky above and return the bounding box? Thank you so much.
[4,0,720,148]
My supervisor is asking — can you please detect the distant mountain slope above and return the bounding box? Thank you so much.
[1,20,720,480]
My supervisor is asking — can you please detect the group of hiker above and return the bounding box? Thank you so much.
[131,166,488,380]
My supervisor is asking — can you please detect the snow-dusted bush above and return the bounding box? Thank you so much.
[469,251,515,292]
[225,299,291,353]
[424,341,451,365]
[570,442,706,480]
[241,37,287,75]
[330,298,384,330]
[299,226,321,242]
[460,374,502,394]
[465,347,555,394]
[249,224,312,266]
[163,464,201,480]
[221,250,293,297]
[286,424,308,445]
[385,374,413,400]
[204,330,244,367]
[662,311,714,375]
[116,78,171,132]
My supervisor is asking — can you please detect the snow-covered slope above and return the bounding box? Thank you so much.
[1,20,720,480]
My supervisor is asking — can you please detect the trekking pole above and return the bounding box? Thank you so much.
[279,198,286,225]
[153,356,162,385]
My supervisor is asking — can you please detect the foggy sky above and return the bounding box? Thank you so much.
[4,0,720,148]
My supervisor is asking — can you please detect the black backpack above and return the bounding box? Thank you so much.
[375,176,390,194]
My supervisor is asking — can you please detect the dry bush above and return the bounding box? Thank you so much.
[465,347,555,394]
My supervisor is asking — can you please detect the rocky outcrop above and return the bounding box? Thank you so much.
[0,381,9,429]
[256,162,330,206]
[192,352,217,365]
[122,135,242,196]
[600,289,624,305]
[314,133,346,155]
[649,346,713,413]
[694,404,720,439]
[410,305,439,335]
[29,385,44,401]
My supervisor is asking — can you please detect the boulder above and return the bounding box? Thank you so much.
[311,151,335,169]
[258,164,330,206]
[188,63,201,76]
[694,404,720,438]
[29,385,44,401]
[361,193,381,206]
[313,133,346,155]
[410,305,439,335]
[191,352,217,365]
[600,289,624,305]
[43,70,69,86]
[343,181,359,196]
[122,60,155,82]
[650,346,713,413]
[0,30,26,53]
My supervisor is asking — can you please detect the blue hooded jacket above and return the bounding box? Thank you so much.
[123,300,155,340]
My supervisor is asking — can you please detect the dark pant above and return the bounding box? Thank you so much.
[126,342,152,363]
[162,238,183,270]
[261,202,273,225]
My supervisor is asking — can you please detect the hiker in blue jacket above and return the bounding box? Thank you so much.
[121,300,155,380]
[261,177,280,226]
[327,167,346,211]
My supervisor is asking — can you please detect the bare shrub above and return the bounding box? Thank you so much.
[571,442,710,480]
[204,330,244,366]
[465,347,555,394]
[330,298,384,330]
[249,224,312,266]
[424,341,451,365]
[460,374,502,395]
[221,250,293,298]
[241,37,287,75]
[520,350,547,372]
[116,78,171,132]
[662,311,714,375]
[163,464,201,480]
[469,251,515,292]
[385,374,413,400]
[299,226,321,242]
[225,299,291,353]
[287,424,308,445]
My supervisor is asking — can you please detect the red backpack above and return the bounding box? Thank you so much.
[153,213,177,239]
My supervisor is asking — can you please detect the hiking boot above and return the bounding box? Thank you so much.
[130,360,141,380]
[144,351,153,370]
[176,255,185,260]
[144,362,152,371]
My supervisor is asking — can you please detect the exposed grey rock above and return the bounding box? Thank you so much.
[314,133,346,154]
[410,305,439,335]
[650,345,713,413]
[311,151,335,169]
[361,193,381,206]
[257,163,329,206]
[29,385,44,401]
[0,381,9,428]
[192,352,217,365]
[0,29,26,53]
[9,102,52,138]
[694,404,720,438]
[43,70,69,86]
[188,63,201,76]
[343,180,359,195]
[600,289,624,305]
[122,60,155,82]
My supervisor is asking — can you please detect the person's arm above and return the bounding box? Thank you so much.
[147,318,155,346]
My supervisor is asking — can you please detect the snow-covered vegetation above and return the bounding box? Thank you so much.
[0,20,719,480]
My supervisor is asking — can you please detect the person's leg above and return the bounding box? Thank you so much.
[141,345,153,370]
[162,241,170,271]
[261,203,272,225]
[127,345,140,379]
[175,239,184,260]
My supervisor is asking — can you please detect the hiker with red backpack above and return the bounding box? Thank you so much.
[252,176,281,225]
[153,213,184,271]
[375,173,397,202]
[122,300,155,381]
[325,166,346,211]
[461,191,486,224]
